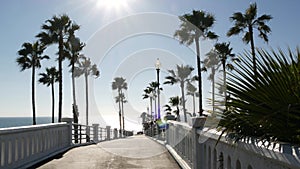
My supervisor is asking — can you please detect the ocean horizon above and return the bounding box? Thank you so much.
[0,117,57,129]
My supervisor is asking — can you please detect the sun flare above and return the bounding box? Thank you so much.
[96,0,128,10]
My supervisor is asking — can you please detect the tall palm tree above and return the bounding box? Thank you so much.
[38,67,59,123]
[143,87,154,121]
[203,49,221,114]
[112,77,128,133]
[115,92,127,133]
[65,31,85,125]
[227,3,272,74]
[175,10,218,116]
[214,42,237,100]
[164,64,194,122]
[149,81,162,119]
[37,14,79,122]
[143,82,162,120]
[186,81,197,116]
[74,55,100,126]
[17,41,49,125]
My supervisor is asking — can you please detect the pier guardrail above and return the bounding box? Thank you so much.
[0,118,133,169]
[165,117,300,169]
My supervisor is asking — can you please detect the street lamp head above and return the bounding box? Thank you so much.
[155,58,161,70]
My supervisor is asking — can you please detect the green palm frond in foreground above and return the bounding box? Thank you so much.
[219,48,300,145]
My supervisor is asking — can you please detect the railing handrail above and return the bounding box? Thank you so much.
[0,123,67,134]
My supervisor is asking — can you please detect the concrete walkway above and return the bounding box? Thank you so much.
[37,135,180,169]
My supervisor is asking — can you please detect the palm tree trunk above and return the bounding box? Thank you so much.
[72,64,79,143]
[176,106,180,122]
[58,33,63,122]
[154,96,157,120]
[195,36,203,116]
[51,82,55,123]
[121,91,125,133]
[212,67,215,114]
[32,65,36,125]
[249,25,257,75]
[181,82,187,122]
[118,91,122,136]
[150,97,153,121]
[85,74,89,126]
[72,64,78,123]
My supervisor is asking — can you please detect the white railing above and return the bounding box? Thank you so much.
[0,123,71,169]
[166,118,300,169]
[71,124,133,144]
[0,118,134,169]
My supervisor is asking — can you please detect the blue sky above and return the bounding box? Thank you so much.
[0,0,299,130]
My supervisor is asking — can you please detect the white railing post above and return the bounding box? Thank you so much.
[106,126,111,140]
[114,128,118,139]
[92,124,99,143]
[62,118,73,146]
[192,117,206,169]
[86,126,90,142]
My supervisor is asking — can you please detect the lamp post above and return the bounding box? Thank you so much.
[155,58,161,120]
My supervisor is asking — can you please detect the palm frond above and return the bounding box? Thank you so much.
[219,47,300,145]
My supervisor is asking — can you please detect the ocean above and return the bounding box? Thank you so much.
[0,117,57,128]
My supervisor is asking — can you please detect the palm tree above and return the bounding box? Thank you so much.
[38,67,59,123]
[17,41,49,125]
[142,87,154,121]
[203,49,221,114]
[142,82,162,120]
[149,82,162,119]
[37,14,79,122]
[186,81,197,116]
[163,104,172,114]
[74,55,100,126]
[168,96,181,121]
[140,112,150,124]
[227,3,272,75]
[65,31,85,125]
[164,64,194,122]
[112,77,128,133]
[214,42,237,100]
[175,10,218,116]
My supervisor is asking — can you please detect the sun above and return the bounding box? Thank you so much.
[96,0,128,10]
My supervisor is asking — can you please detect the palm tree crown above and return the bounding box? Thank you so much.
[39,67,59,87]
[112,77,128,93]
[227,3,272,74]
[17,42,49,71]
[168,96,181,121]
